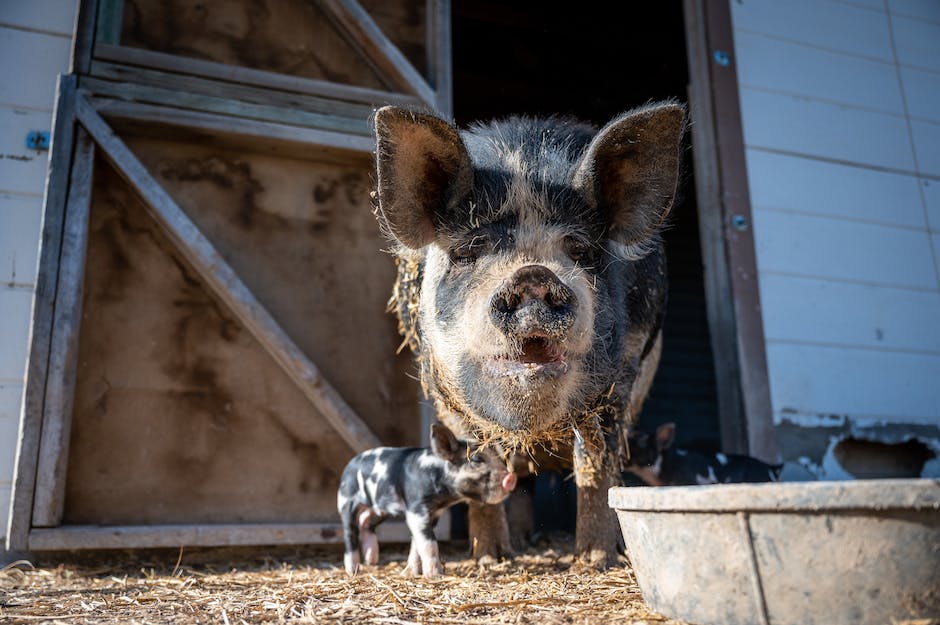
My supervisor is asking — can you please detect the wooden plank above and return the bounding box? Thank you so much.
[428,0,453,116]
[31,129,95,528]
[73,93,382,454]
[89,97,374,160]
[319,0,437,107]
[683,0,748,456]
[6,76,77,551]
[93,43,422,107]
[94,0,124,45]
[81,76,371,137]
[71,0,98,74]
[702,0,777,462]
[754,209,936,290]
[88,59,377,123]
[28,519,439,550]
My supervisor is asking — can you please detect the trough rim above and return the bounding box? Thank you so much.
[608,477,940,512]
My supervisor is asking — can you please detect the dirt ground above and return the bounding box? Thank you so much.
[0,535,688,624]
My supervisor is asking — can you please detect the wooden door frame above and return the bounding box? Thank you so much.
[7,0,452,552]
[683,0,777,462]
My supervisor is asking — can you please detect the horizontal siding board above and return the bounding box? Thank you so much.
[0,287,33,382]
[0,383,23,483]
[767,342,940,423]
[753,209,938,289]
[746,149,925,228]
[901,67,940,124]
[911,120,940,178]
[740,89,915,172]
[0,0,77,36]
[731,0,893,61]
[933,234,940,279]
[0,27,71,110]
[760,273,940,352]
[0,109,53,196]
[924,178,940,231]
[891,15,940,73]
[888,0,940,22]
[0,194,42,286]
[735,31,903,114]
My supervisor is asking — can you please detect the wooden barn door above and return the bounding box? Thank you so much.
[8,0,451,551]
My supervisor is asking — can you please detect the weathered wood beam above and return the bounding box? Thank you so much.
[81,76,371,137]
[428,0,453,116]
[27,519,441,550]
[6,76,77,551]
[88,59,377,123]
[89,97,374,162]
[31,129,96,528]
[93,43,421,108]
[318,0,437,108]
[73,92,382,454]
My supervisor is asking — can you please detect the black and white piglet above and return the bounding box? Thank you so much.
[337,423,517,577]
[626,423,783,487]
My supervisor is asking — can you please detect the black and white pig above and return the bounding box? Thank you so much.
[337,423,517,578]
[626,423,783,486]
[373,102,686,565]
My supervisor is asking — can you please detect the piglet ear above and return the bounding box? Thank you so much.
[573,102,686,246]
[430,423,460,462]
[373,106,474,249]
[655,422,676,451]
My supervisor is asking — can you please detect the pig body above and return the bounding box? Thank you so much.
[338,424,516,577]
[373,103,686,564]
[626,423,783,486]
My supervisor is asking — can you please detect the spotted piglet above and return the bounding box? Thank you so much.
[337,423,517,577]
[626,423,783,486]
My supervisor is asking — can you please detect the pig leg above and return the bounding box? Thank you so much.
[340,503,361,576]
[401,539,422,577]
[405,510,444,578]
[357,506,380,565]
[573,454,620,568]
[467,501,512,560]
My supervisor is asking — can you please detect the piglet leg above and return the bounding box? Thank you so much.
[357,507,380,565]
[405,510,444,578]
[401,539,422,577]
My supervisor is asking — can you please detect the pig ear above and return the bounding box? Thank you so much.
[655,423,676,451]
[573,102,686,246]
[430,423,460,462]
[373,106,474,249]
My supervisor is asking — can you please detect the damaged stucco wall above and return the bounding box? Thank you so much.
[730,0,940,479]
[0,0,78,543]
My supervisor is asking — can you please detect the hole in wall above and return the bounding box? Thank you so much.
[832,437,935,479]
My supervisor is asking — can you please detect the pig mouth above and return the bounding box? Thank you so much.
[483,335,570,379]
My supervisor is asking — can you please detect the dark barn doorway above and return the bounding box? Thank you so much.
[451,1,722,529]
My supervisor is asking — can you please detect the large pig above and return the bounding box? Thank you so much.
[372,102,686,565]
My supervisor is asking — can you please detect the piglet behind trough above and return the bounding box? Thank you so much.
[337,423,517,578]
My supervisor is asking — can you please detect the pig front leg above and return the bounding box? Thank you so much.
[404,509,444,578]
[468,501,512,561]
[573,437,621,567]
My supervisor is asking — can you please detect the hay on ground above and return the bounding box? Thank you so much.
[1,537,688,624]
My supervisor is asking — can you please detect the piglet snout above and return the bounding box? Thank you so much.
[501,472,517,492]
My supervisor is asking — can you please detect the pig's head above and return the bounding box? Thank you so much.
[430,423,516,505]
[626,422,676,469]
[374,103,685,449]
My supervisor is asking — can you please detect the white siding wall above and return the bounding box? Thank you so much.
[0,0,77,541]
[731,0,940,464]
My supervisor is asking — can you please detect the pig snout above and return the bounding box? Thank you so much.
[489,265,576,337]
[501,472,517,493]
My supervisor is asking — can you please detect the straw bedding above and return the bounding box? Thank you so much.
[1,537,686,624]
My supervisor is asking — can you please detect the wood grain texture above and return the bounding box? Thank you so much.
[31,129,95,528]
[74,94,382,454]
[6,75,76,550]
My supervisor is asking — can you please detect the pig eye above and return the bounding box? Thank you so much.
[449,247,477,266]
[468,452,483,465]
[565,237,592,263]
